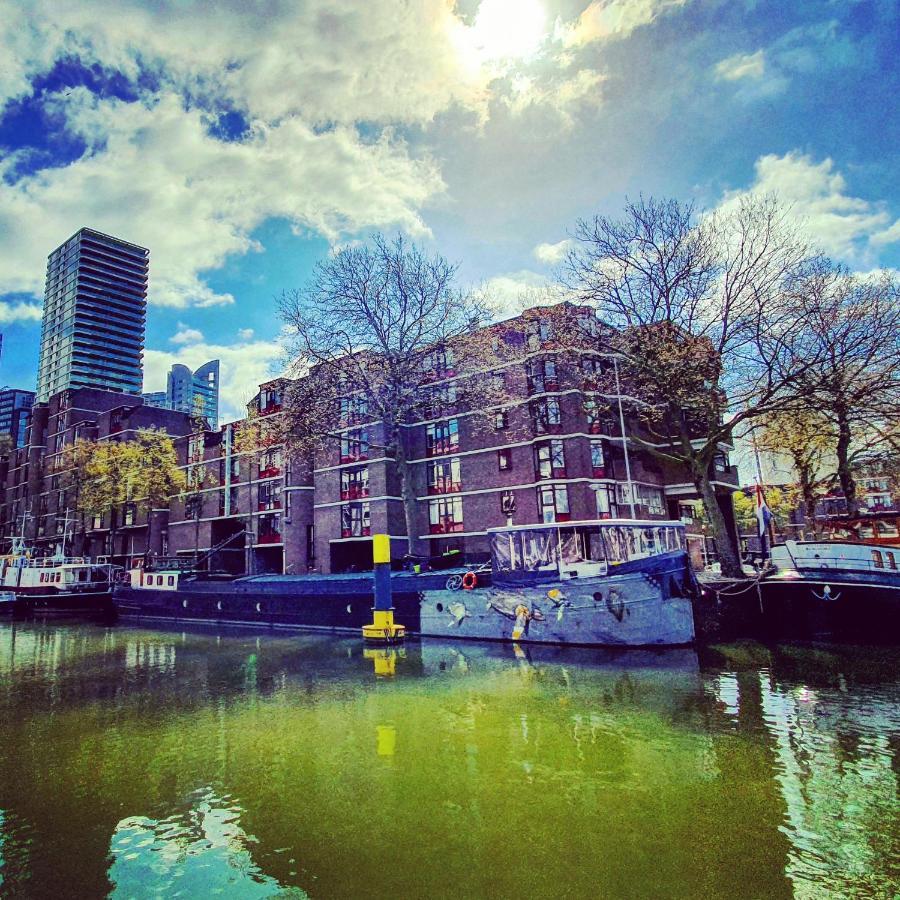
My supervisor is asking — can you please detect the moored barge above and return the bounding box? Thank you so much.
[115,519,699,646]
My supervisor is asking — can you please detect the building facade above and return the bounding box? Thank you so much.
[0,388,35,449]
[0,388,192,562]
[36,228,149,403]
[163,307,739,575]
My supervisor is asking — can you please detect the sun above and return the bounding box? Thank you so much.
[467,0,548,64]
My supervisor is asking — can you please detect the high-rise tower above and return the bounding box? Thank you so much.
[36,227,148,402]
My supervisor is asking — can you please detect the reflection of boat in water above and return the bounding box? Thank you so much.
[760,540,900,639]
[114,520,699,646]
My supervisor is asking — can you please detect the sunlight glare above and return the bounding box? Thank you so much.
[469,0,547,63]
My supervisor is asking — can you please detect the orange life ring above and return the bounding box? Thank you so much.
[462,571,478,590]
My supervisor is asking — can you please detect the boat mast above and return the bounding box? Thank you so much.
[613,354,638,519]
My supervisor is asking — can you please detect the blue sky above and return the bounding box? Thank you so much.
[0,0,898,420]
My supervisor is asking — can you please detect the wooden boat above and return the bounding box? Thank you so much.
[114,520,699,647]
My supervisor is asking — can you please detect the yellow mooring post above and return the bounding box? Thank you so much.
[362,534,406,642]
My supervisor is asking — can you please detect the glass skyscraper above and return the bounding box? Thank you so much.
[36,227,148,402]
[143,360,220,428]
[0,389,35,448]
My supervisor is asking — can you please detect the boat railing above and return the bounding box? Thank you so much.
[24,556,91,568]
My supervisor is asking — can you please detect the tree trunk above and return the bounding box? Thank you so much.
[693,463,743,578]
[834,407,859,518]
[392,426,423,559]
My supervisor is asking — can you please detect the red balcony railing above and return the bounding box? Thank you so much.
[257,532,281,544]
[258,500,282,512]
[260,403,282,416]
[341,526,372,538]
[258,465,281,479]
[592,466,606,479]
[340,485,369,501]
[428,480,461,495]
[429,520,464,534]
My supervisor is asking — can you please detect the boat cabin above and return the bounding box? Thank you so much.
[488,519,687,584]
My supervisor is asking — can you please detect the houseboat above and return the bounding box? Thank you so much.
[0,537,118,614]
[114,519,699,647]
[759,540,900,640]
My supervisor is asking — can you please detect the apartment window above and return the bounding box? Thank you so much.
[123,502,136,526]
[427,457,461,494]
[584,399,602,433]
[338,395,369,426]
[581,356,606,382]
[531,398,561,434]
[259,386,283,414]
[534,440,566,479]
[91,514,102,530]
[340,429,369,463]
[429,496,463,534]
[595,484,617,520]
[341,466,370,500]
[185,494,203,519]
[259,447,282,477]
[422,345,454,379]
[498,448,512,471]
[187,435,203,464]
[258,481,282,511]
[493,409,509,430]
[426,418,460,456]
[537,484,570,523]
[527,358,558,394]
[258,513,281,543]
[500,490,516,516]
[341,502,371,538]
[590,440,606,477]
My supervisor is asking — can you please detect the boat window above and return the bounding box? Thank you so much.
[886,552,897,571]
[871,549,884,569]
[168,576,175,586]
[521,530,558,572]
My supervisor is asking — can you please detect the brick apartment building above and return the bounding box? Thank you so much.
[0,305,740,573]
[163,305,740,574]
[0,388,193,561]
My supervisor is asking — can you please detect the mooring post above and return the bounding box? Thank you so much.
[362,534,405,642]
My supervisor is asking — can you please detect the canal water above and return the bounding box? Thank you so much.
[0,623,898,899]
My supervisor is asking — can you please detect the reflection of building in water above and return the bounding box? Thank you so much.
[758,672,900,898]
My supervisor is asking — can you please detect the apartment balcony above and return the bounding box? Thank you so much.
[340,485,370,501]
[341,526,372,538]
[258,465,282,479]
[340,452,369,464]
[259,403,282,416]
[256,531,282,545]
[258,500,282,512]
[712,464,740,487]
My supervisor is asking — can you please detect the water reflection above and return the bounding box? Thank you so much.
[0,622,898,898]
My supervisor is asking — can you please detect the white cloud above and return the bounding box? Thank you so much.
[0,90,445,308]
[714,50,766,81]
[144,335,286,423]
[719,151,900,263]
[0,300,42,324]
[533,238,574,265]
[558,0,688,46]
[505,68,605,124]
[170,325,205,345]
[236,328,255,340]
[482,269,553,317]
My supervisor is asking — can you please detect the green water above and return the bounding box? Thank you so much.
[0,623,898,899]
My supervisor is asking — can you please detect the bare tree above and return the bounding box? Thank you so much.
[278,234,506,557]
[785,263,900,519]
[563,195,816,577]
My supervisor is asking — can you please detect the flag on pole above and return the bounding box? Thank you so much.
[755,481,773,539]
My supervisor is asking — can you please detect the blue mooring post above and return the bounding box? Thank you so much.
[362,534,405,642]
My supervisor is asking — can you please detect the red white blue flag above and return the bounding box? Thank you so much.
[755,482,773,538]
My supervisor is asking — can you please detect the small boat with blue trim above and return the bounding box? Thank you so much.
[114,519,698,647]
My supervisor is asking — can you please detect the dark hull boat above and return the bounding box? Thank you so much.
[115,520,699,647]
[759,540,900,641]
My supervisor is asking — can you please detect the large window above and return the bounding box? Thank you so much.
[530,398,561,434]
[341,466,370,500]
[427,457,461,494]
[429,496,463,534]
[422,345,454,379]
[258,481,282,511]
[341,502,371,538]
[340,429,369,463]
[534,440,566,479]
[259,385,282,414]
[537,484,570,523]
[423,383,458,418]
[338,395,369,426]
[259,447,282,477]
[590,440,606,477]
[526,358,558,394]
[426,418,460,456]
[258,513,281,543]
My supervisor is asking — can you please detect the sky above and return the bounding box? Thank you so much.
[0,0,898,422]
